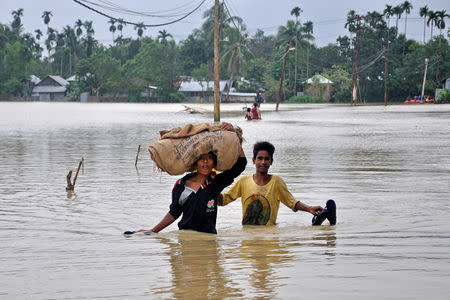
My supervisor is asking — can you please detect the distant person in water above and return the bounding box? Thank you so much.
[218,141,336,226]
[245,107,252,120]
[251,103,260,120]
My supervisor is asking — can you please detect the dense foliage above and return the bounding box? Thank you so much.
[0,3,449,103]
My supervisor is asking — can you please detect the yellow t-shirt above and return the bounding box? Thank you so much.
[221,174,298,225]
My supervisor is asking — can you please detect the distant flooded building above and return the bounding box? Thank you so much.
[32,75,69,101]
[178,78,231,102]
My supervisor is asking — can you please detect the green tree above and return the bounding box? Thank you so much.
[0,41,33,95]
[157,29,172,45]
[124,39,180,101]
[11,8,24,34]
[134,22,145,39]
[419,6,429,43]
[322,65,351,102]
[221,25,253,99]
[76,48,121,99]
[108,19,116,42]
[42,11,52,29]
[75,19,83,38]
[401,1,413,38]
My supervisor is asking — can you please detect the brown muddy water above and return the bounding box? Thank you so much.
[0,102,449,299]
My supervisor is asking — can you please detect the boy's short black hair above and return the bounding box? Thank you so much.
[253,141,275,160]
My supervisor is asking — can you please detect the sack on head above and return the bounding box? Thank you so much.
[147,123,242,175]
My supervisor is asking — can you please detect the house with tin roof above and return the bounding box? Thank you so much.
[177,77,231,102]
[32,75,69,101]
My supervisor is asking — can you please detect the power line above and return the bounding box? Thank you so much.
[73,0,208,27]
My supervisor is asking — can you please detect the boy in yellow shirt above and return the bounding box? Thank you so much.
[218,141,336,226]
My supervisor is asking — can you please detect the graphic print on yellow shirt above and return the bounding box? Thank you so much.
[221,174,298,226]
[242,193,271,225]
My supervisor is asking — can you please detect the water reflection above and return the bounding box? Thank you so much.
[152,226,336,299]
[154,231,243,299]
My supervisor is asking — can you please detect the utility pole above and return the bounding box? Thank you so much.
[421,58,429,100]
[384,27,390,106]
[276,44,294,112]
[213,0,220,123]
[351,15,362,106]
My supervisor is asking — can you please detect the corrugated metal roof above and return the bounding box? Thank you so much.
[29,75,41,84]
[48,75,69,86]
[32,86,67,93]
[228,92,257,97]
[179,80,229,92]
[306,75,333,84]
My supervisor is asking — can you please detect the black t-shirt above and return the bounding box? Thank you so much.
[169,156,247,234]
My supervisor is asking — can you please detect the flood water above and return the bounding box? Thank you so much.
[1,102,449,299]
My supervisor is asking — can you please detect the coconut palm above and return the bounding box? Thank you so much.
[290,6,302,22]
[42,11,52,29]
[303,21,314,78]
[401,1,413,38]
[383,5,394,27]
[157,29,173,44]
[427,10,438,38]
[290,6,303,94]
[345,10,358,34]
[134,22,145,39]
[82,21,96,57]
[34,29,43,40]
[435,10,449,36]
[11,8,24,33]
[83,21,95,36]
[221,26,253,100]
[278,19,302,90]
[420,6,429,43]
[45,27,56,57]
[108,19,116,42]
[75,19,83,38]
[63,25,77,74]
[117,19,125,37]
[392,5,403,33]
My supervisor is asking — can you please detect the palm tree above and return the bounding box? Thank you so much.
[157,29,173,44]
[11,8,24,33]
[34,29,43,40]
[427,10,438,39]
[401,1,413,38]
[345,10,358,33]
[278,20,302,93]
[290,6,303,95]
[83,21,95,36]
[435,10,449,36]
[55,32,66,75]
[393,5,403,33]
[75,19,83,38]
[303,21,314,78]
[108,19,116,42]
[63,25,77,74]
[221,26,252,100]
[420,6,429,43]
[42,11,52,29]
[134,22,145,39]
[45,27,56,58]
[117,19,125,37]
[82,21,96,57]
[383,5,394,24]
[367,11,384,29]
[290,6,302,22]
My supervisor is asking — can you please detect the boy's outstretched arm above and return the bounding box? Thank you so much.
[138,212,176,233]
[295,201,324,215]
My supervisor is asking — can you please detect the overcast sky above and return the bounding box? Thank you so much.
[1,0,449,47]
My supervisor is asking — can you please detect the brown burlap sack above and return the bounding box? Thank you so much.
[147,123,242,175]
